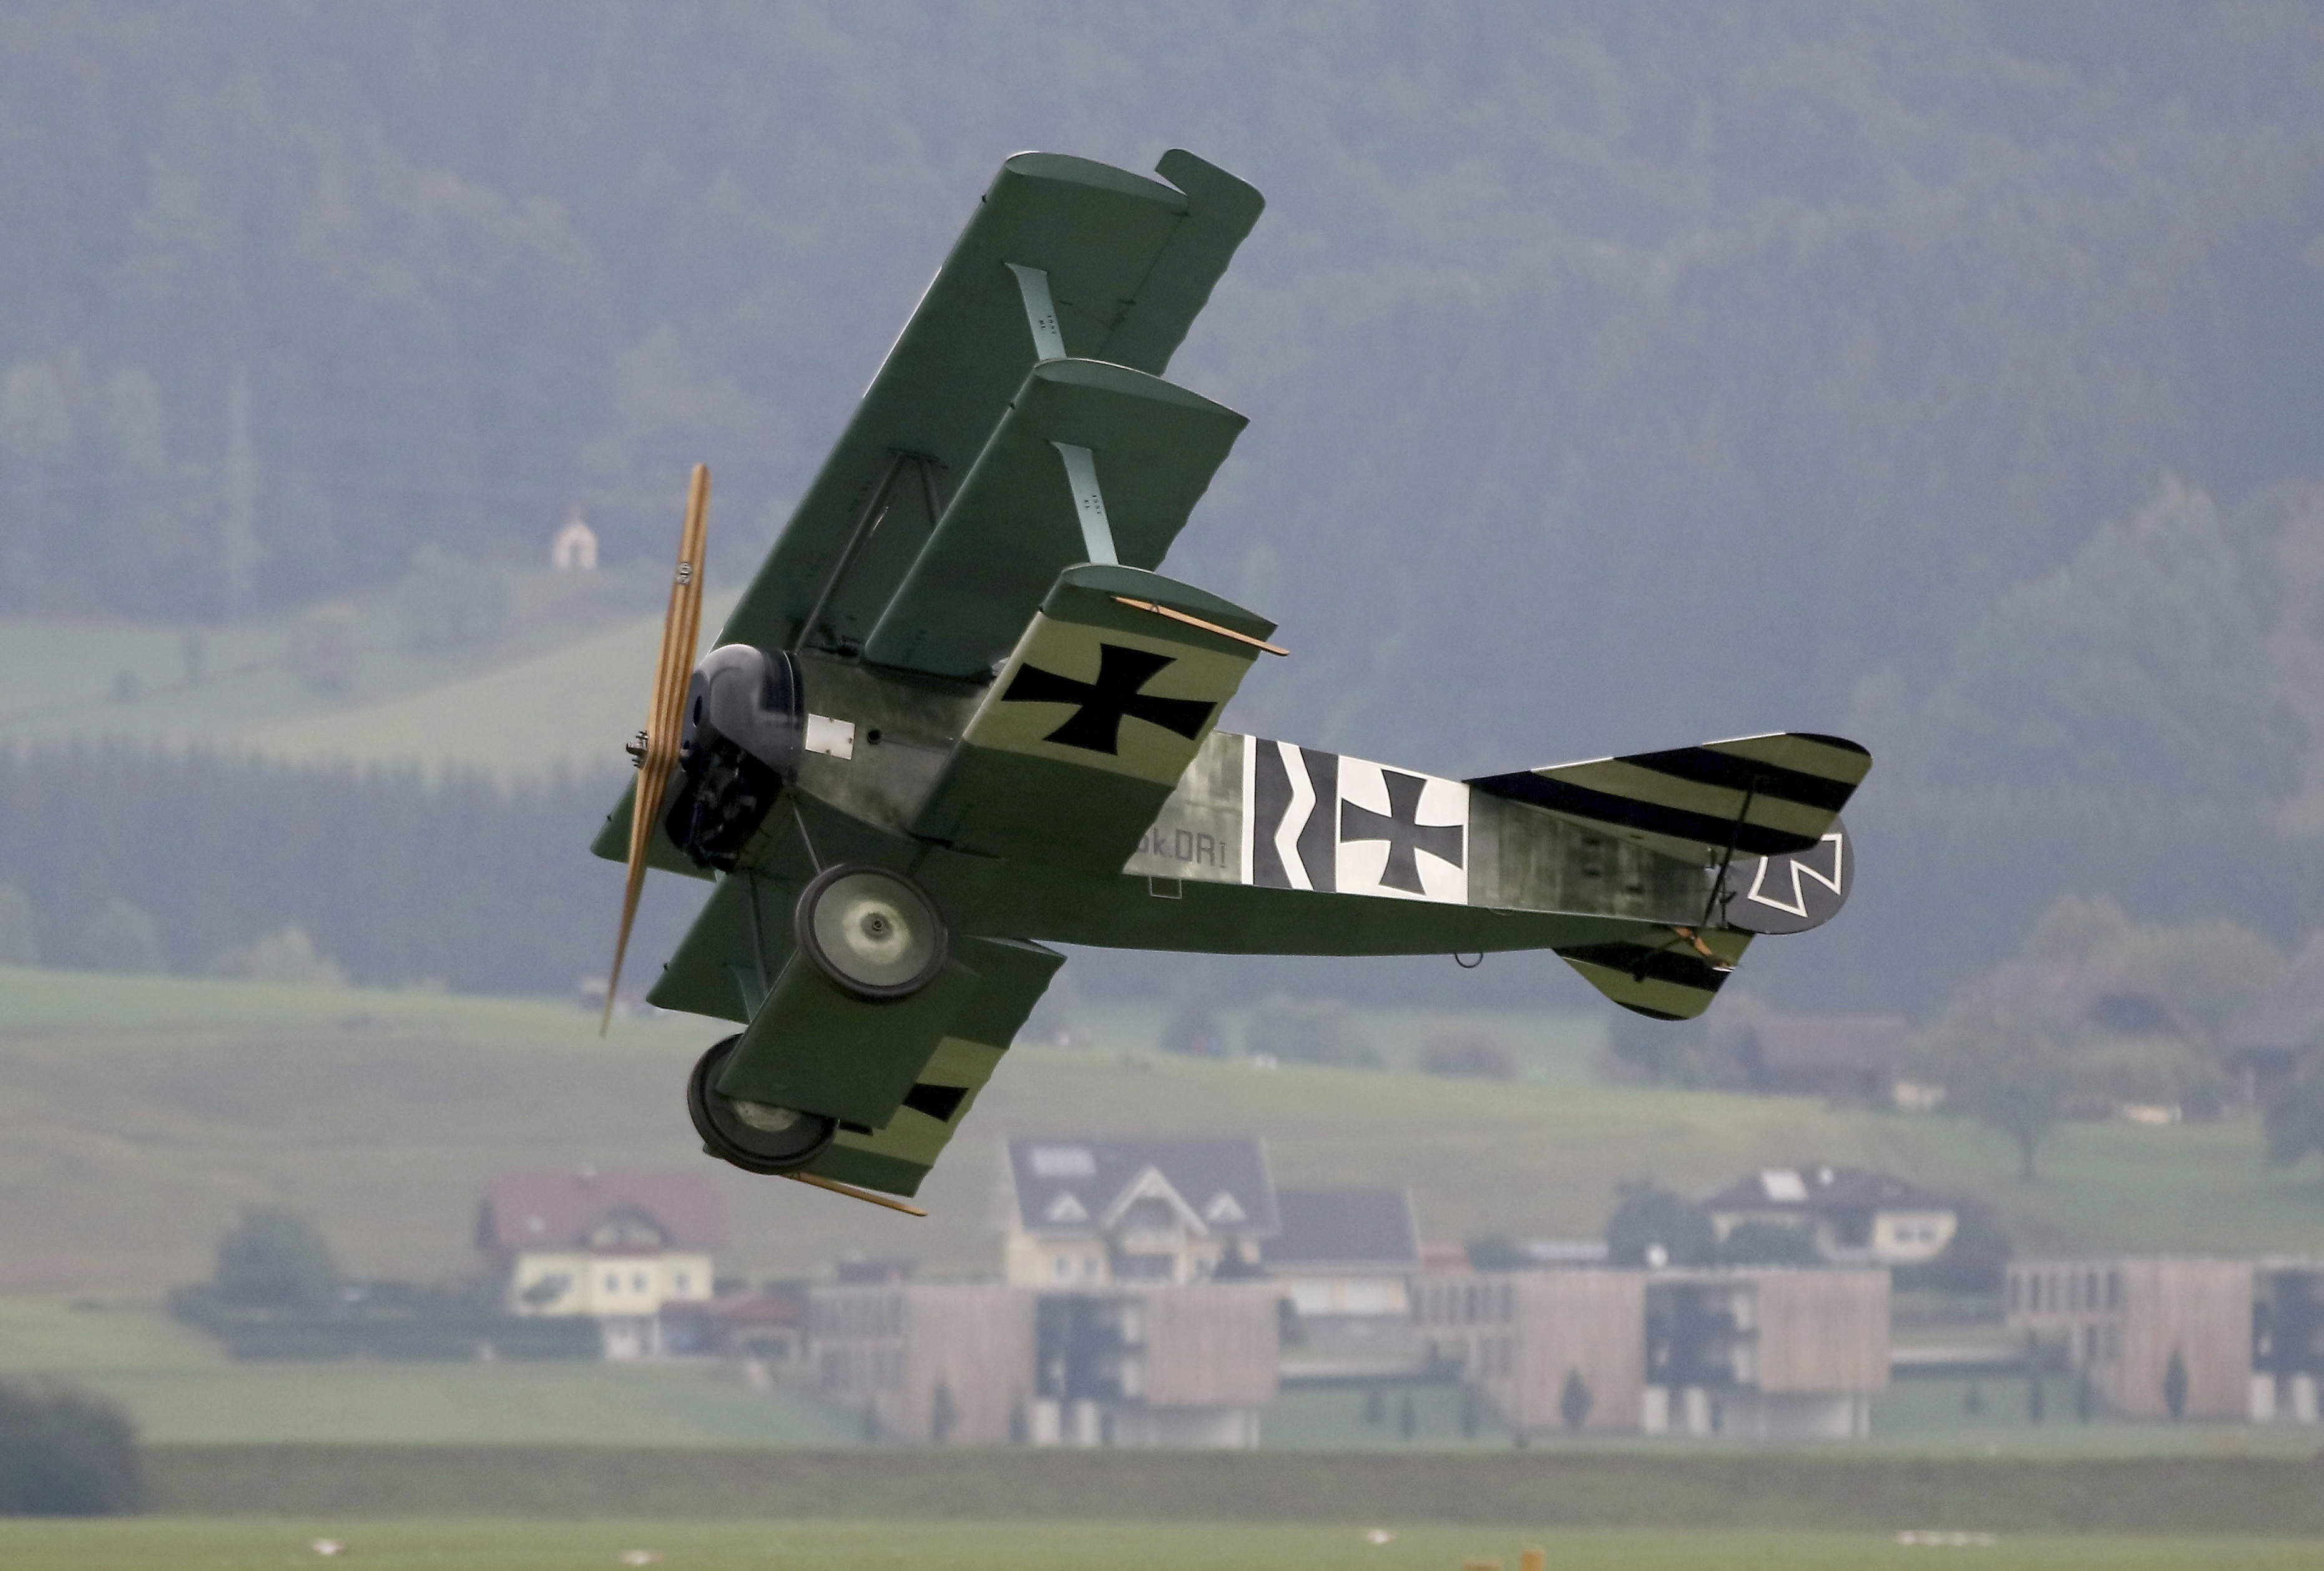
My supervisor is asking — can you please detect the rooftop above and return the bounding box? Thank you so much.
[1700,1163,1954,1215]
[1266,1188,1419,1270]
[1002,1136,1279,1238]
[477,1168,725,1254]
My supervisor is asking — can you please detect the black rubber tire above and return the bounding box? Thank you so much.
[793,862,949,1002]
[686,1034,836,1175]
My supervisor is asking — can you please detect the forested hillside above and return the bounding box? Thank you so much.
[4,2,2322,1012]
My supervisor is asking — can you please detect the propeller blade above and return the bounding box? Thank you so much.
[602,464,710,1034]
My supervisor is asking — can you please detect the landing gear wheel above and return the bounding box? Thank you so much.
[793,862,949,1002]
[687,1034,836,1175]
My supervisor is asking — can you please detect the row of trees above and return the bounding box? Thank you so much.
[0,744,698,994]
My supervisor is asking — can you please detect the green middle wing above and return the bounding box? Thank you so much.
[861,360,1246,678]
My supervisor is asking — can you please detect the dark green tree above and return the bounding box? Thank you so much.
[2264,1049,2324,1172]
[1605,1180,1717,1267]
[2163,1349,2189,1421]
[1158,970,1223,1057]
[929,1379,957,1444]
[213,1207,338,1311]
[81,898,162,975]
[1716,1220,1822,1267]
[1918,999,2077,1182]
[0,886,36,967]
[0,1379,143,1515]
[1464,1235,1528,1271]
[1558,1369,1593,1431]
[1246,996,1380,1069]
[1895,1200,2013,1295]
[1395,1390,1417,1441]
[2026,1332,2047,1425]
[1362,1387,1385,1426]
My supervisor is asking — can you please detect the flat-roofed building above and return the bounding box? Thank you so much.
[810,1280,1278,1447]
[1416,1266,1887,1439]
[2006,1256,2296,1422]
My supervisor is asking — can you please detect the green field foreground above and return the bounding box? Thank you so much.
[129,1446,2324,1535]
[6,1519,2322,1571]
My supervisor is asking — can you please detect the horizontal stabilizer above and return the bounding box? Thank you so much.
[1470,732,1870,865]
[1557,925,1750,1021]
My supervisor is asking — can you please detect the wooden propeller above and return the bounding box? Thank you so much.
[602,464,710,1034]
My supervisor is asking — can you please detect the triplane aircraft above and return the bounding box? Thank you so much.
[594,150,1870,1216]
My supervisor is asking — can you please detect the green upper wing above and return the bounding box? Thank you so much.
[717,150,1263,662]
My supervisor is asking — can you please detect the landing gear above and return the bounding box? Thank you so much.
[687,1034,836,1174]
[793,863,949,1001]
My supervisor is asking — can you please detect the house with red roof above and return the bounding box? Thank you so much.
[476,1168,724,1358]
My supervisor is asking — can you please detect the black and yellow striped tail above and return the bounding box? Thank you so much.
[1473,732,1871,1020]
[1468,732,1870,864]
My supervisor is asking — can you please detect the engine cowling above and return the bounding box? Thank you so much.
[664,644,804,871]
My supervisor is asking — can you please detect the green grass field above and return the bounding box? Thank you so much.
[10,967,2324,1456]
[8,965,2324,1296]
[6,1520,2320,1571]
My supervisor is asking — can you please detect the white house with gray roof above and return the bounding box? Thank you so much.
[1699,1163,1958,1266]
[998,1137,1280,1287]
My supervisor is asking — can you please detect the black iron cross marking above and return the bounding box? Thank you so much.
[1340,769,1463,894]
[1001,643,1214,755]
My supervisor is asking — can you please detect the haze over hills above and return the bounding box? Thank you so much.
[5,4,2324,1017]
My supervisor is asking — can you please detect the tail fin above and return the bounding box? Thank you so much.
[1467,732,1871,1020]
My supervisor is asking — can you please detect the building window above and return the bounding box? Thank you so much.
[604,1274,619,1293]
[1054,1256,1071,1281]
[2107,1270,2122,1309]
[674,1273,690,1293]
[633,1273,648,1293]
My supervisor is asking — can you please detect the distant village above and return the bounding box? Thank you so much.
[160,840,2324,1446]
[177,1116,2324,1447]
